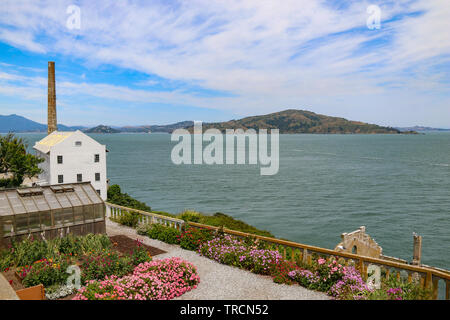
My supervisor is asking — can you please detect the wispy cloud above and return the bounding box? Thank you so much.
[0,0,449,126]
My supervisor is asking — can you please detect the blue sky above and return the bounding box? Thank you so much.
[0,0,449,127]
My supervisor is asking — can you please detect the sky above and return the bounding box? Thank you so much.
[0,0,449,127]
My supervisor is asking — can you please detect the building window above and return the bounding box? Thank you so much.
[57,155,63,164]
[95,173,100,181]
[58,175,64,184]
[77,174,82,182]
[96,190,101,196]
[94,154,100,163]
[75,141,82,146]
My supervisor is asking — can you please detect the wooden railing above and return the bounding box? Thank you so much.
[187,221,450,300]
[104,202,449,300]
[105,202,185,231]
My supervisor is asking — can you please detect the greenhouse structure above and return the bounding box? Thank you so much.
[0,182,105,247]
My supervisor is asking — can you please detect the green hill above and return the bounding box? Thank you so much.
[187,109,410,134]
[85,125,121,133]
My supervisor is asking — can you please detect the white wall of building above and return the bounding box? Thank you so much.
[35,131,108,200]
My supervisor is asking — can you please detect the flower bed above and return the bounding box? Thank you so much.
[123,222,434,300]
[73,257,200,300]
[0,234,155,299]
[198,235,282,275]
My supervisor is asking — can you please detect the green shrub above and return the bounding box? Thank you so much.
[80,250,133,283]
[136,223,151,235]
[78,234,111,254]
[10,237,49,267]
[178,227,215,251]
[177,210,201,223]
[366,276,433,300]
[146,223,181,244]
[0,249,14,272]
[198,212,274,237]
[20,255,72,288]
[57,234,82,255]
[130,240,153,265]
[114,210,141,228]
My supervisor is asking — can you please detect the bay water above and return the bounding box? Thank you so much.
[18,132,450,269]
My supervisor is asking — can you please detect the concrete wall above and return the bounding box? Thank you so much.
[0,274,19,300]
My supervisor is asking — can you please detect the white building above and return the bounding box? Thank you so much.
[33,130,108,200]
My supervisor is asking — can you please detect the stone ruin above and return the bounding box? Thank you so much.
[335,226,383,258]
[335,226,421,265]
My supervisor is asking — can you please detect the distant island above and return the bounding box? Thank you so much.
[0,110,431,134]
[118,121,194,133]
[85,125,121,134]
[185,109,415,134]
[395,126,450,132]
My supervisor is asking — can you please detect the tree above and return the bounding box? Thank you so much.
[0,133,44,187]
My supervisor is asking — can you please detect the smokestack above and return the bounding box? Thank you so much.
[47,61,57,134]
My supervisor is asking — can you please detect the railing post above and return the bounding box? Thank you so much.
[432,278,439,300]
[302,248,308,264]
[425,271,432,290]
[446,280,449,300]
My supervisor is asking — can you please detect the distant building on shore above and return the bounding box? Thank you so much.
[32,62,108,200]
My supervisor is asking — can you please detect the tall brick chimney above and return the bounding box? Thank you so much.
[47,61,57,135]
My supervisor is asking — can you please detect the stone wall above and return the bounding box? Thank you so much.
[335,226,383,258]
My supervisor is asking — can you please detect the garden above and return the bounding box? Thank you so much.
[0,233,200,300]
[134,222,433,300]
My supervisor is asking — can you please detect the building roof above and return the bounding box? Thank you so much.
[0,182,103,216]
[33,131,76,154]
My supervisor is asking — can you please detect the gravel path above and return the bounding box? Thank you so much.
[106,219,329,300]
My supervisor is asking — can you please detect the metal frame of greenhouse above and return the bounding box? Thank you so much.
[0,182,106,247]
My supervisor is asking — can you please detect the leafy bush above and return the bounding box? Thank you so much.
[73,257,200,300]
[78,234,111,253]
[57,234,82,255]
[19,255,72,288]
[114,210,141,228]
[178,227,215,251]
[79,250,133,283]
[2,234,112,269]
[365,276,432,300]
[0,249,13,272]
[10,237,49,267]
[177,210,201,223]
[197,212,274,237]
[146,224,181,244]
[136,223,150,235]
[130,240,152,265]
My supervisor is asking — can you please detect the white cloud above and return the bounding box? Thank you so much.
[0,0,449,125]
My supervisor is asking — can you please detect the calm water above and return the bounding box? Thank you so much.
[18,132,450,269]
